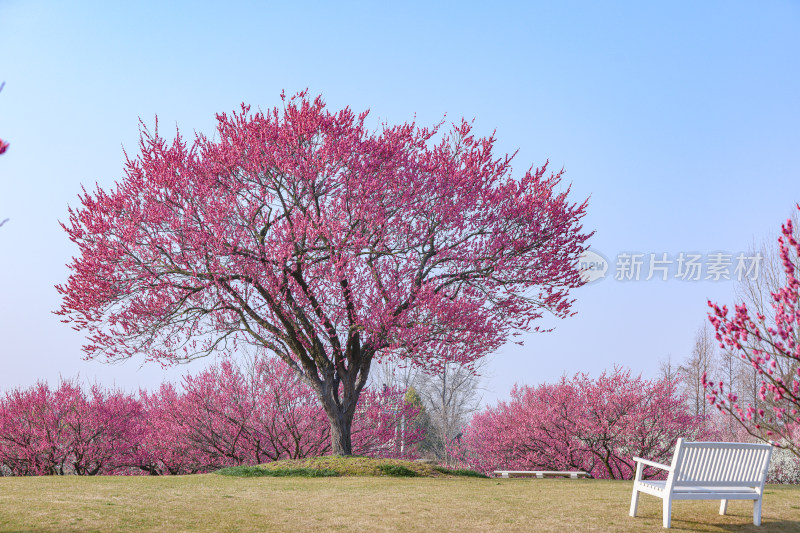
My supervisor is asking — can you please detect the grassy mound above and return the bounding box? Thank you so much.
[216,466,339,478]
[215,456,488,478]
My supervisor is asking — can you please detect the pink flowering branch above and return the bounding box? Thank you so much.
[706,204,800,456]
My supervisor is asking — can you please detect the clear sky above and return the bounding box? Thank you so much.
[1,1,798,406]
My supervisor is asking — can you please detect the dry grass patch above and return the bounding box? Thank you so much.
[0,476,797,532]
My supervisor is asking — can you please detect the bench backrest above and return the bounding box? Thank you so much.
[666,439,772,489]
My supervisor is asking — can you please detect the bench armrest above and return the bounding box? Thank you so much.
[632,457,671,472]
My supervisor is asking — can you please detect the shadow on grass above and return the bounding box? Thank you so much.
[432,466,489,478]
[376,464,418,477]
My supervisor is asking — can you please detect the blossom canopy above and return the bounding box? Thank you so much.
[57,91,591,454]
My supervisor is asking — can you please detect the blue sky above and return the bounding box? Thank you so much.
[1,1,798,405]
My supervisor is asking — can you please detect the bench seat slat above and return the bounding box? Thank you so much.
[641,481,760,494]
[673,480,763,488]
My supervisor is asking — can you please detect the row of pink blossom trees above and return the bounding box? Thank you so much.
[0,357,421,476]
[0,381,140,475]
[452,368,715,479]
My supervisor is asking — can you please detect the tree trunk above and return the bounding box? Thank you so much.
[300,340,371,456]
[328,407,354,456]
[313,378,359,456]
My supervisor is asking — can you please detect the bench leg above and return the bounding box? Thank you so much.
[663,498,672,529]
[719,499,728,515]
[754,498,762,526]
[629,488,640,517]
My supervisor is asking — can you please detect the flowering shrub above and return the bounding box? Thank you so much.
[768,446,800,484]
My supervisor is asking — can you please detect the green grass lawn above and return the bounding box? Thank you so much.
[0,475,798,532]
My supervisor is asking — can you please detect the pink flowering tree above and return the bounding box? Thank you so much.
[64,385,142,475]
[0,380,141,475]
[574,370,713,479]
[61,384,142,475]
[453,380,585,476]
[162,357,422,468]
[171,358,330,467]
[137,384,211,475]
[453,368,714,479]
[56,91,591,455]
[706,205,800,456]
[0,381,76,475]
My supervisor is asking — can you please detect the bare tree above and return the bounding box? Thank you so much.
[679,324,717,418]
[658,354,678,382]
[368,360,424,456]
[414,360,486,466]
[370,358,488,464]
[736,209,800,387]
[736,358,763,426]
[658,354,680,396]
[714,346,743,440]
[369,359,418,393]
[720,210,800,432]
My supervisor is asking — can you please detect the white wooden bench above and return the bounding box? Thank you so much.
[494,470,589,479]
[630,438,773,528]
